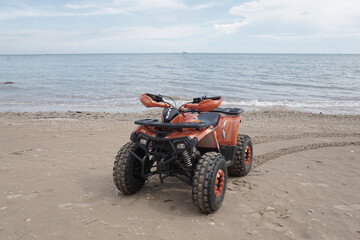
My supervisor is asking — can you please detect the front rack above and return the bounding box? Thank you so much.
[134,119,211,129]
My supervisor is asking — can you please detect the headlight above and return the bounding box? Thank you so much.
[139,138,147,145]
[176,143,186,149]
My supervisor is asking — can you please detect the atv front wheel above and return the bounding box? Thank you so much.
[192,152,227,214]
[228,134,253,177]
[113,142,146,194]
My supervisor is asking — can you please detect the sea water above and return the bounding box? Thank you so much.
[0,53,359,114]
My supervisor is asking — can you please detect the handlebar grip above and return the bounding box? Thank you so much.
[146,93,163,102]
[192,96,221,103]
[205,96,221,101]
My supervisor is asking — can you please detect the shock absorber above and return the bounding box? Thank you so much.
[182,150,192,167]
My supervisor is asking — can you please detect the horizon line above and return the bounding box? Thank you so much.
[1,52,360,56]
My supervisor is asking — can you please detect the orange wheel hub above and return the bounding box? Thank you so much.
[244,145,251,166]
[214,169,225,197]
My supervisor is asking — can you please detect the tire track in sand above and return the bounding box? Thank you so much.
[252,132,360,145]
[253,141,360,168]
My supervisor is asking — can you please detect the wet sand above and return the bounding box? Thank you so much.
[0,110,359,239]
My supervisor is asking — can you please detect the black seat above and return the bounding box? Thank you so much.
[197,113,220,127]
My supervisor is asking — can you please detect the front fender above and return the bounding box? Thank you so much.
[194,128,219,150]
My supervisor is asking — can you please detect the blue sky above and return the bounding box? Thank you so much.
[0,0,359,54]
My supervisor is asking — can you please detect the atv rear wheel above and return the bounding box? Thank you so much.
[113,142,146,194]
[192,152,227,214]
[228,134,253,177]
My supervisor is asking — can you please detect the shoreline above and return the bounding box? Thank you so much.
[1,103,359,116]
[0,108,360,119]
[1,109,360,121]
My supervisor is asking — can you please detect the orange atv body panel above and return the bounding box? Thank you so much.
[170,112,241,147]
[134,113,220,150]
[135,93,244,161]
[215,115,242,146]
[134,111,241,151]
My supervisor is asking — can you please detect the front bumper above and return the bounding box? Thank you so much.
[130,132,198,184]
[131,132,198,154]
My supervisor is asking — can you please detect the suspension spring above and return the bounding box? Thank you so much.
[182,150,192,167]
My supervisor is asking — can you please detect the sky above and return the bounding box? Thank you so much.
[0,0,360,54]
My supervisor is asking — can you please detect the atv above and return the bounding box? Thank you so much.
[113,93,253,213]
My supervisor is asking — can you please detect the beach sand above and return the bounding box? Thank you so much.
[0,110,359,239]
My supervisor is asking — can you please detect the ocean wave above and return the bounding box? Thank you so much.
[221,100,360,114]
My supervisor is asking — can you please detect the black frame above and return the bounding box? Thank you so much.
[130,132,198,185]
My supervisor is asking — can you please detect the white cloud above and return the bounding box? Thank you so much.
[250,32,360,40]
[130,0,188,10]
[103,25,202,39]
[64,0,188,12]
[214,21,248,34]
[192,2,215,10]
[217,0,360,35]
[64,4,98,10]
[0,23,209,53]
[0,8,52,20]
[0,6,132,20]
[0,0,214,20]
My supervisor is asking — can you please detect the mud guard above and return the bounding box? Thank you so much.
[219,145,236,164]
[196,129,219,150]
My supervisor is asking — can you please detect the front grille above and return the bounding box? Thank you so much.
[134,132,197,154]
[151,140,174,152]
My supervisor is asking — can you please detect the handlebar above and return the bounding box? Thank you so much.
[146,93,164,103]
[140,93,222,111]
[184,96,222,112]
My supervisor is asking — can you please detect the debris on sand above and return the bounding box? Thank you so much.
[57,202,73,209]
[343,212,352,218]
[264,206,275,212]
[308,209,315,213]
[248,230,258,235]
[280,210,292,219]
[85,219,98,225]
[7,194,22,199]
[284,230,296,239]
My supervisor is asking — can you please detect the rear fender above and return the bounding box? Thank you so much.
[216,115,242,146]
